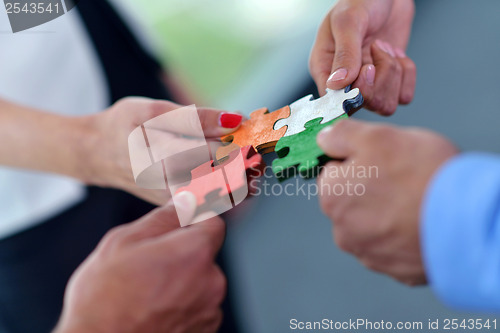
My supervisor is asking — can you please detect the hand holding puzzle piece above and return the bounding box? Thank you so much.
[177,86,363,210]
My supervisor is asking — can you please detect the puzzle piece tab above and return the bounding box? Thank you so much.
[217,106,290,160]
[274,87,363,138]
[177,145,265,208]
[272,115,348,180]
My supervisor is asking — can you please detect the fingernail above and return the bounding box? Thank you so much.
[366,65,375,86]
[395,48,406,58]
[219,113,243,129]
[173,191,197,226]
[327,68,348,83]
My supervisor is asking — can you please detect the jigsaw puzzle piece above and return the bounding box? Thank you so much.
[177,145,265,209]
[274,86,363,138]
[272,115,348,180]
[176,162,231,209]
[221,145,265,203]
[217,106,290,160]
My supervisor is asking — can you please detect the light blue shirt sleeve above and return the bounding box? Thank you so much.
[422,153,500,312]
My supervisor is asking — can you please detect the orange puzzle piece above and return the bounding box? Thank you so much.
[177,146,264,208]
[217,106,291,160]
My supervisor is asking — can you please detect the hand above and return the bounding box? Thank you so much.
[310,0,416,115]
[54,192,227,333]
[78,97,243,205]
[316,119,458,285]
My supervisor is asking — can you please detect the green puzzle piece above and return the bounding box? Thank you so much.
[272,115,348,181]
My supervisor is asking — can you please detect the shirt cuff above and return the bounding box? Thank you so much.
[422,152,500,312]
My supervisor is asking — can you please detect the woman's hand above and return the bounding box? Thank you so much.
[0,97,241,206]
[310,0,416,115]
[79,98,243,205]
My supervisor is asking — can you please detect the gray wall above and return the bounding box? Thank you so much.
[224,1,500,332]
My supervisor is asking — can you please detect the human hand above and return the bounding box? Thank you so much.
[316,119,458,285]
[54,192,227,333]
[310,0,416,115]
[77,97,243,205]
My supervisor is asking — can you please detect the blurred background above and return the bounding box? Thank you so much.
[122,0,500,332]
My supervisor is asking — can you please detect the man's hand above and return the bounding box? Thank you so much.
[54,192,227,333]
[316,119,457,285]
[78,97,243,205]
[310,0,416,115]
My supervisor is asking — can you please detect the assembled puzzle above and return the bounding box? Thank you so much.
[177,86,363,205]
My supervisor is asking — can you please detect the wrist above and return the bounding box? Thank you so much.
[67,114,105,186]
[73,113,133,190]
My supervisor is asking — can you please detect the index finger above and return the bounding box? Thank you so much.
[147,216,227,259]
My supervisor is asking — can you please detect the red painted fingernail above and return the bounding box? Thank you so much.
[219,113,243,129]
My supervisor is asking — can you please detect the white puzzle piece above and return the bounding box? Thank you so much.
[274,88,362,137]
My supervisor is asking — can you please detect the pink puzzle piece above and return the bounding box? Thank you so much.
[176,146,264,208]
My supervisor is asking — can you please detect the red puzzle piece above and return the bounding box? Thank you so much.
[176,146,264,208]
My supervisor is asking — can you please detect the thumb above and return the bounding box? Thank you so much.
[316,119,366,159]
[326,20,364,91]
[119,191,197,243]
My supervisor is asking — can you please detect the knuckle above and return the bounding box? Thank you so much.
[361,259,380,272]
[404,59,417,76]
[205,309,223,333]
[368,96,384,113]
[116,96,135,106]
[334,231,354,253]
[332,6,361,28]
[191,108,207,133]
[402,278,419,287]
[400,93,414,105]
[381,101,398,116]
[329,204,347,225]
[365,125,397,144]
[148,100,170,117]
[308,56,318,77]
[115,97,145,110]
[100,226,128,250]
[211,271,227,304]
[320,197,338,222]
[196,108,208,126]
[390,58,403,75]
[335,48,357,66]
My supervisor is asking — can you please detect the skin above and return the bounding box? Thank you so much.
[309,0,416,115]
[0,97,241,205]
[53,194,227,333]
[316,119,458,285]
